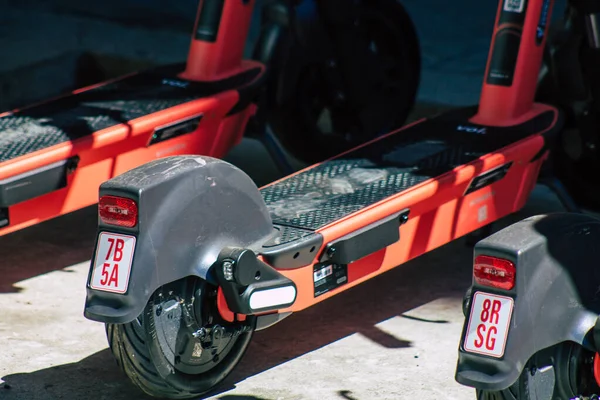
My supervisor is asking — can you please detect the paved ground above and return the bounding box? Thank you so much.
[0,183,567,400]
[0,1,577,399]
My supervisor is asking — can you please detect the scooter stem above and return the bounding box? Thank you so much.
[181,0,256,81]
[473,0,555,126]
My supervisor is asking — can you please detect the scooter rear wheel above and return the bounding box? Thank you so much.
[106,277,255,399]
[553,128,600,213]
[266,0,420,164]
[476,342,600,400]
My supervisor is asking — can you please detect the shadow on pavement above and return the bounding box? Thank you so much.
[0,206,98,294]
[0,350,266,400]
[2,227,475,399]
[1,350,149,400]
[1,184,566,399]
[337,391,360,400]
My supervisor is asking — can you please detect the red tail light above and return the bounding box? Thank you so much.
[473,255,516,290]
[99,195,138,228]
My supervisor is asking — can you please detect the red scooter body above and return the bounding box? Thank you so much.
[81,0,571,398]
[0,1,261,236]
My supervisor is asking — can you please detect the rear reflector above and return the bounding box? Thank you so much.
[99,196,138,228]
[249,286,297,311]
[474,255,516,290]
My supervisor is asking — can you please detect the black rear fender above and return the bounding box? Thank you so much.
[456,212,600,391]
[84,156,275,324]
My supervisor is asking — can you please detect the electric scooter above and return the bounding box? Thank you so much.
[83,0,571,398]
[454,1,600,398]
[456,212,600,400]
[0,0,419,237]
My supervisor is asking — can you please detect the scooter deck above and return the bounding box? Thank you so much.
[258,105,560,311]
[0,62,262,234]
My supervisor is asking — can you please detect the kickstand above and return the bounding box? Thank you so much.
[538,175,583,214]
[258,123,297,176]
[244,90,297,176]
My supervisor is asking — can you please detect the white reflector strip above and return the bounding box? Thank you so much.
[249,286,296,310]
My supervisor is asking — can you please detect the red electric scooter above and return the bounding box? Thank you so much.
[455,0,600,398]
[0,0,419,236]
[83,0,579,398]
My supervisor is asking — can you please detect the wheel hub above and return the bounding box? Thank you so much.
[151,279,250,375]
[297,7,412,144]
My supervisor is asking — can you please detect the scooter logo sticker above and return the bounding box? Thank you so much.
[89,232,136,294]
[536,0,551,44]
[457,125,487,135]
[504,0,524,13]
[162,78,189,88]
[465,162,513,195]
[478,205,488,223]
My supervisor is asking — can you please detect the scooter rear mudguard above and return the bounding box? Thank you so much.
[456,212,600,391]
[84,155,277,324]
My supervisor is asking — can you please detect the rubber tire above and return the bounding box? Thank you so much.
[476,342,599,400]
[553,131,600,213]
[266,0,420,164]
[536,13,600,213]
[106,313,255,399]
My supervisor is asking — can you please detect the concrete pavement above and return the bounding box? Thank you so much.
[0,180,566,400]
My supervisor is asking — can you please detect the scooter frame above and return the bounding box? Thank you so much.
[87,0,561,326]
[213,0,564,318]
[82,0,577,397]
[454,0,600,395]
[0,1,264,236]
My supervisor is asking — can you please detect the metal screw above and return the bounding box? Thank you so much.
[193,327,207,340]
[66,156,80,174]
[213,325,224,341]
[400,214,409,224]
[155,305,162,317]
[327,247,336,258]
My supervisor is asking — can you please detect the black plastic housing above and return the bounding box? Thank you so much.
[84,156,275,324]
[319,209,409,265]
[214,247,297,314]
[0,158,77,207]
[455,212,600,391]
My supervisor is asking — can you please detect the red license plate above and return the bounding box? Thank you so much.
[89,232,136,294]
[463,292,514,358]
